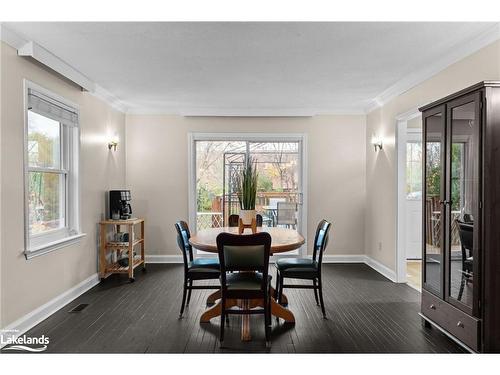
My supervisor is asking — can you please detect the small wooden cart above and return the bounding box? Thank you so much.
[99,218,145,282]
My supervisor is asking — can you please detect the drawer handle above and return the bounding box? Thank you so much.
[457,321,464,328]
[429,304,436,310]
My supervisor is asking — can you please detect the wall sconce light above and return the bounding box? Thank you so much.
[371,134,383,152]
[108,135,119,151]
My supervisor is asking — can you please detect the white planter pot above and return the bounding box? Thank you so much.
[239,209,256,225]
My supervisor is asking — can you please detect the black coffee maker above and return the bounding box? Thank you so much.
[109,190,132,220]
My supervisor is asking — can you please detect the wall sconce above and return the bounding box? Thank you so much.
[371,134,383,152]
[108,135,119,151]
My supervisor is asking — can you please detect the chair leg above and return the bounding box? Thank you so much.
[220,298,226,345]
[318,276,326,319]
[278,275,284,305]
[313,279,319,306]
[179,280,188,318]
[276,274,284,323]
[458,274,466,301]
[274,269,280,300]
[186,280,193,305]
[265,295,271,347]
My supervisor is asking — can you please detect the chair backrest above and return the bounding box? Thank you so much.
[457,220,473,266]
[312,219,332,265]
[228,214,239,227]
[228,214,263,227]
[463,213,474,223]
[256,214,263,227]
[216,232,271,291]
[174,221,194,270]
[277,202,297,225]
[269,197,286,208]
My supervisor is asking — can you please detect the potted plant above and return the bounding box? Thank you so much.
[236,157,258,225]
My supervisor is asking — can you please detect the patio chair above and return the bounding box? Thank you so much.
[276,202,297,229]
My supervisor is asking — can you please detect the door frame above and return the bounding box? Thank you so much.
[187,132,308,257]
[396,108,423,283]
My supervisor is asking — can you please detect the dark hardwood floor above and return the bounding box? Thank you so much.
[4,264,464,353]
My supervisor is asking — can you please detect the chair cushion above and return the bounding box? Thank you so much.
[276,258,318,279]
[188,258,220,272]
[225,272,271,291]
[275,258,317,271]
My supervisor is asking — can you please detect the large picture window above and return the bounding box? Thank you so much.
[24,82,84,258]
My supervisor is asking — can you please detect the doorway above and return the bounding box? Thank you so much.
[397,111,423,290]
[188,133,307,256]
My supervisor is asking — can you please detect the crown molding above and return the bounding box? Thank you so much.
[364,23,500,114]
[92,84,129,113]
[125,106,365,117]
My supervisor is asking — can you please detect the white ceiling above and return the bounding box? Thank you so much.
[3,22,500,115]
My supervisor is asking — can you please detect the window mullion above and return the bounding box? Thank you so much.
[28,166,68,174]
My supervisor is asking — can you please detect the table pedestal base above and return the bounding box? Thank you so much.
[206,287,288,306]
[200,288,294,341]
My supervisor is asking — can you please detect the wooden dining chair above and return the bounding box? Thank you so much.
[275,219,331,318]
[174,221,220,318]
[216,232,272,347]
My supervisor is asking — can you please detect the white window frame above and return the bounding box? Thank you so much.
[23,80,85,259]
[187,132,308,258]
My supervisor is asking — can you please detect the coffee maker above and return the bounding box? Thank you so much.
[109,190,132,220]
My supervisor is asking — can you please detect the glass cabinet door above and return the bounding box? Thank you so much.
[446,93,480,314]
[423,107,446,297]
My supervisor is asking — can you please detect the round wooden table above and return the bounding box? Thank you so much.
[189,227,305,341]
[189,226,305,254]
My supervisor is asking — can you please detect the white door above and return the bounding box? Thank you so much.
[406,199,422,259]
[405,139,422,260]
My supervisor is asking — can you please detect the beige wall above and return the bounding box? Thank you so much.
[365,39,500,271]
[0,42,126,327]
[126,115,366,257]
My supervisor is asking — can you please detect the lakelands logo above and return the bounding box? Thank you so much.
[1,329,49,352]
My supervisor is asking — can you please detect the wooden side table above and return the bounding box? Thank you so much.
[99,218,145,282]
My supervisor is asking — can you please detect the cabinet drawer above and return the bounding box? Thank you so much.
[421,289,480,351]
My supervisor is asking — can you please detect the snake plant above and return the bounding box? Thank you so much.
[236,157,258,210]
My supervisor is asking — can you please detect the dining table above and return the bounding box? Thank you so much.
[189,226,305,341]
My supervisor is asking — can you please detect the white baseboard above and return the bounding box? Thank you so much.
[364,256,397,282]
[145,255,183,263]
[1,273,99,348]
[322,255,366,263]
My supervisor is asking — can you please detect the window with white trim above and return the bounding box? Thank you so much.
[24,82,83,259]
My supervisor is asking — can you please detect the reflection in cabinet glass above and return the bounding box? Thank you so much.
[448,98,479,312]
[423,110,445,296]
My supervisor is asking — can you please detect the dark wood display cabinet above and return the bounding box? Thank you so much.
[419,81,500,352]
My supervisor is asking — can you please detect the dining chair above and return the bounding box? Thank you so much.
[174,221,220,318]
[216,232,272,347]
[275,219,331,318]
[276,202,297,229]
[228,214,263,227]
[457,220,473,301]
